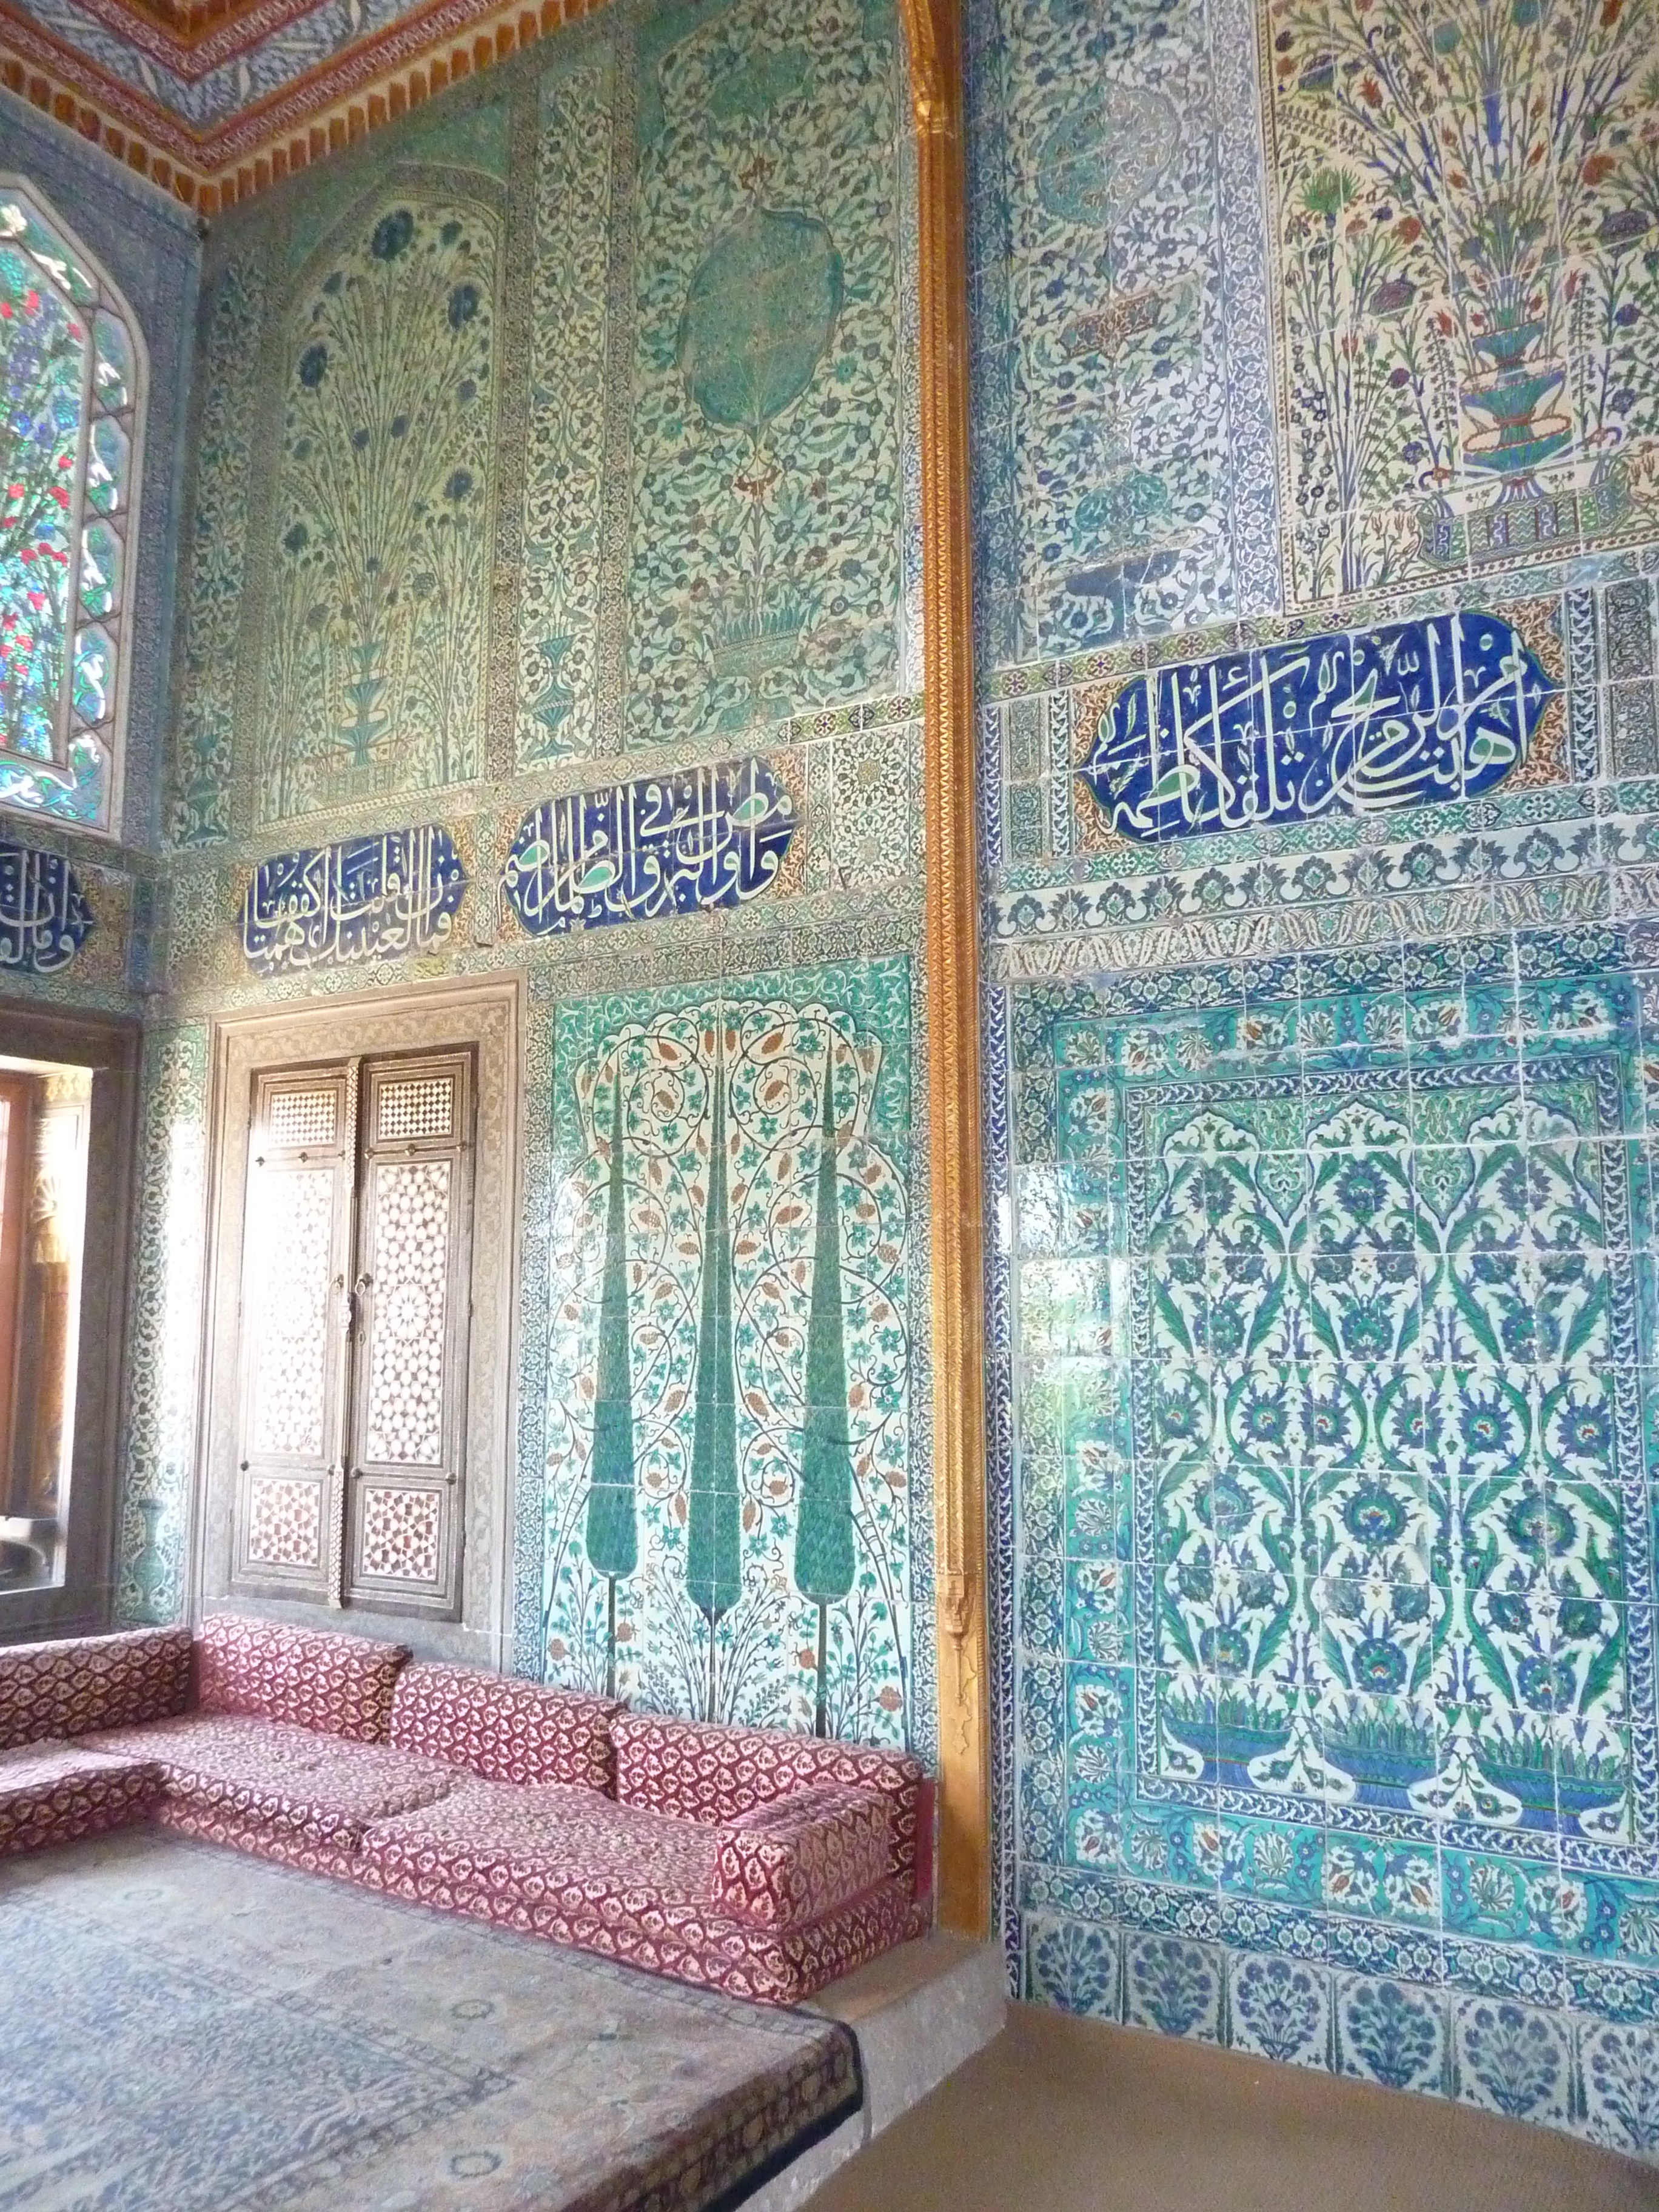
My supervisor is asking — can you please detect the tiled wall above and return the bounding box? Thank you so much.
[102,0,937,1761]
[971,0,1659,2158]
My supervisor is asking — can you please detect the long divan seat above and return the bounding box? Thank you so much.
[0,1615,934,2003]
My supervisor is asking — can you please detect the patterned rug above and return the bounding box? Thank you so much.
[0,1829,860,2212]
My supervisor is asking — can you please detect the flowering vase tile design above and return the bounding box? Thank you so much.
[1262,0,1659,602]
[255,193,498,824]
[542,959,916,1748]
[1009,931,1659,1966]
[1078,611,1552,841]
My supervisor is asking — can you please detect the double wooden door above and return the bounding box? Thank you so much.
[230,1050,474,1618]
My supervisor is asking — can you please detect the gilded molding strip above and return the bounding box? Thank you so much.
[899,0,990,1940]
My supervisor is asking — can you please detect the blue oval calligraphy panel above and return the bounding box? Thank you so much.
[1078,611,1553,843]
[502,756,796,937]
[241,825,466,977]
[0,842,92,975]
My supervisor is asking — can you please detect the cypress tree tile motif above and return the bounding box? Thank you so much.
[686,1029,742,1718]
[588,1067,639,1701]
[543,962,914,1743]
[796,1043,857,1736]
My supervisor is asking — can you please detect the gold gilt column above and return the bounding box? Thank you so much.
[899,0,990,1939]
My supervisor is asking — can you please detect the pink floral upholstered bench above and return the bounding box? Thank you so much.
[0,1615,933,2004]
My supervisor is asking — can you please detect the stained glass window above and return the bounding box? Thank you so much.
[0,181,143,833]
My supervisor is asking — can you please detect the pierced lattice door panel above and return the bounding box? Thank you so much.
[232,1068,355,1600]
[344,1054,474,1618]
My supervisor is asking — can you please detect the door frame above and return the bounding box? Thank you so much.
[0,1002,140,1643]
[192,975,520,1667]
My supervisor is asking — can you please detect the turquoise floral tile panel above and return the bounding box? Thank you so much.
[170,257,263,848]
[541,956,922,1746]
[116,1024,210,1627]
[515,41,612,767]
[966,0,1281,668]
[623,0,905,747]
[1003,930,1659,2145]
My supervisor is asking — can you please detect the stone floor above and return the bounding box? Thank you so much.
[0,1829,866,2212]
[809,2002,1659,2212]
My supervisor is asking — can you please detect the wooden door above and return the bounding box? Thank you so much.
[230,1050,475,1618]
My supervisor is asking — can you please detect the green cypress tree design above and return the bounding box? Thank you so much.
[686,1029,741,1718]
[794,1037,856,1735]
[586,1060,637,1698]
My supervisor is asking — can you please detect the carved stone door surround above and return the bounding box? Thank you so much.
[193,976,520,1668]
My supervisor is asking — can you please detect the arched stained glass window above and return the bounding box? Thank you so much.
[0,180,144,834]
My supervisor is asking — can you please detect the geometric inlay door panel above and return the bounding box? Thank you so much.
[346,1053,473,1615]
[233,1069,352,1598]
[230,1050,474,1618]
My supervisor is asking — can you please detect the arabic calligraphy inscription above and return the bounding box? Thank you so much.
[0,843,92,975]
[502,757,796,937]
[1079,612,1552,843]
[241,826,466,977]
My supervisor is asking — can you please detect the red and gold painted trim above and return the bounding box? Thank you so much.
[1,0,610,214]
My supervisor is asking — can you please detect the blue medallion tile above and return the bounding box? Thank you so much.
[1230,1952,1332,2071]
[1443,1850,1541,1948]
[1068,1803,1122,1874]
[1067,1555,1129,1666]
[1025,1914,1122,2022]
[1453,1994,1572,2129]
[1335,1973,1449,2097]
[1218,1818,1325,1911]
[1126,1933,1224,2044]
[1581,2018,1659,2157]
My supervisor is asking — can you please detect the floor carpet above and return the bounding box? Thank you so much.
[0,1829,859,2212]
[811,2002,1659,2212]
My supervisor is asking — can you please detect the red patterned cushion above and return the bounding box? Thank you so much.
[0,1628,193,1752]
[81,1713,458,1847]
[81,1712,346,1770]
[712,1785,891,1930]
[361,1777,719,1905]
[356,1845,928,2005]
[610,1712,929,1894]
[194,1614,409,1742]
[388,1663,620,1791]
[0,1742,162,1857]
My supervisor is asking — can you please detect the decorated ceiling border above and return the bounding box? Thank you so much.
[1,0,608,212]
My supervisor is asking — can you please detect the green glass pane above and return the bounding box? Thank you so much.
[80,520,120,619]
[86,417,128,515]
[70,623,111,726]
[92,309,132,412]
[0,195,97,307]
[0,731,102,821]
